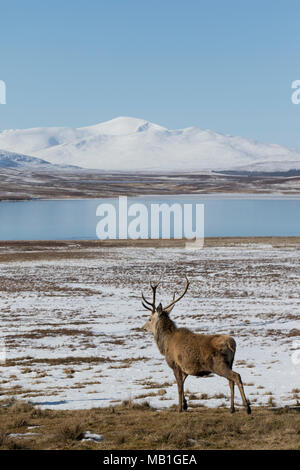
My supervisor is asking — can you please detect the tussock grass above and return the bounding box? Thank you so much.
[120,398,152,410]
[8,399,35,414]
[56,420,85,442]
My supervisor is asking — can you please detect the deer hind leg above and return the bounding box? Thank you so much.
[182,373,188,410]
[215,366,251,414]
[229,370,251,414]
[228,380,235,413]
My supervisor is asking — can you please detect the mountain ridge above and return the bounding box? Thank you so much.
[1,116,300,173]
[0,149,80,171]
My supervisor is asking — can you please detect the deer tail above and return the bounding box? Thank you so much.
[227,337,236,353]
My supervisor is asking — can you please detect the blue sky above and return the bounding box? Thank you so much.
[0,0,300,148]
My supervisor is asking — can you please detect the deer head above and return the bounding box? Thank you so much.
[141,276,190,334]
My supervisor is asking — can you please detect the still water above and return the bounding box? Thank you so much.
[0,196,299,240]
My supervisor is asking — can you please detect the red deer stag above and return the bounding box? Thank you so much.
[141,276,251,414]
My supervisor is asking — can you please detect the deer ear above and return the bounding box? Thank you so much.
[156,303,163,315]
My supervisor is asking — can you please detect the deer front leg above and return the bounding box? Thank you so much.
[173,365,187,412]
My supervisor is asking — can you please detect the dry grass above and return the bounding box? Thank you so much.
[0,399,299,450]
[7,328,94,340]
[56,420,85,442]
[2,237,300,263]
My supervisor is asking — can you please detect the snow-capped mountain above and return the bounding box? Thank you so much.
[0,149,79,171]
[1,116,300,173]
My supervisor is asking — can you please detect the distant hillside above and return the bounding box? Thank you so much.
[1,116,300,172]
[0,149,80,171]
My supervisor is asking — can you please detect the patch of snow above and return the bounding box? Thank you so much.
[81,431,103,442]
[8,432,40,439]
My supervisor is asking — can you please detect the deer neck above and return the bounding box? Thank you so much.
[154,314,176,355]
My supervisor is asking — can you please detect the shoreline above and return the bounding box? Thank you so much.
[0,236,300,257]
[1,169,300,201]
[2,191,300,203]
[1,236,300,246]
[1,236,300,264]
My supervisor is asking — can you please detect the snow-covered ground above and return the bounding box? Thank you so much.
[0,243,299,411]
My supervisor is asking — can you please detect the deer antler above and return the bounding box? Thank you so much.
[163,275,190,311]
[141,275,162,312]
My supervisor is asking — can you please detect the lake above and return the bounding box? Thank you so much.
[0,195,300,240]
